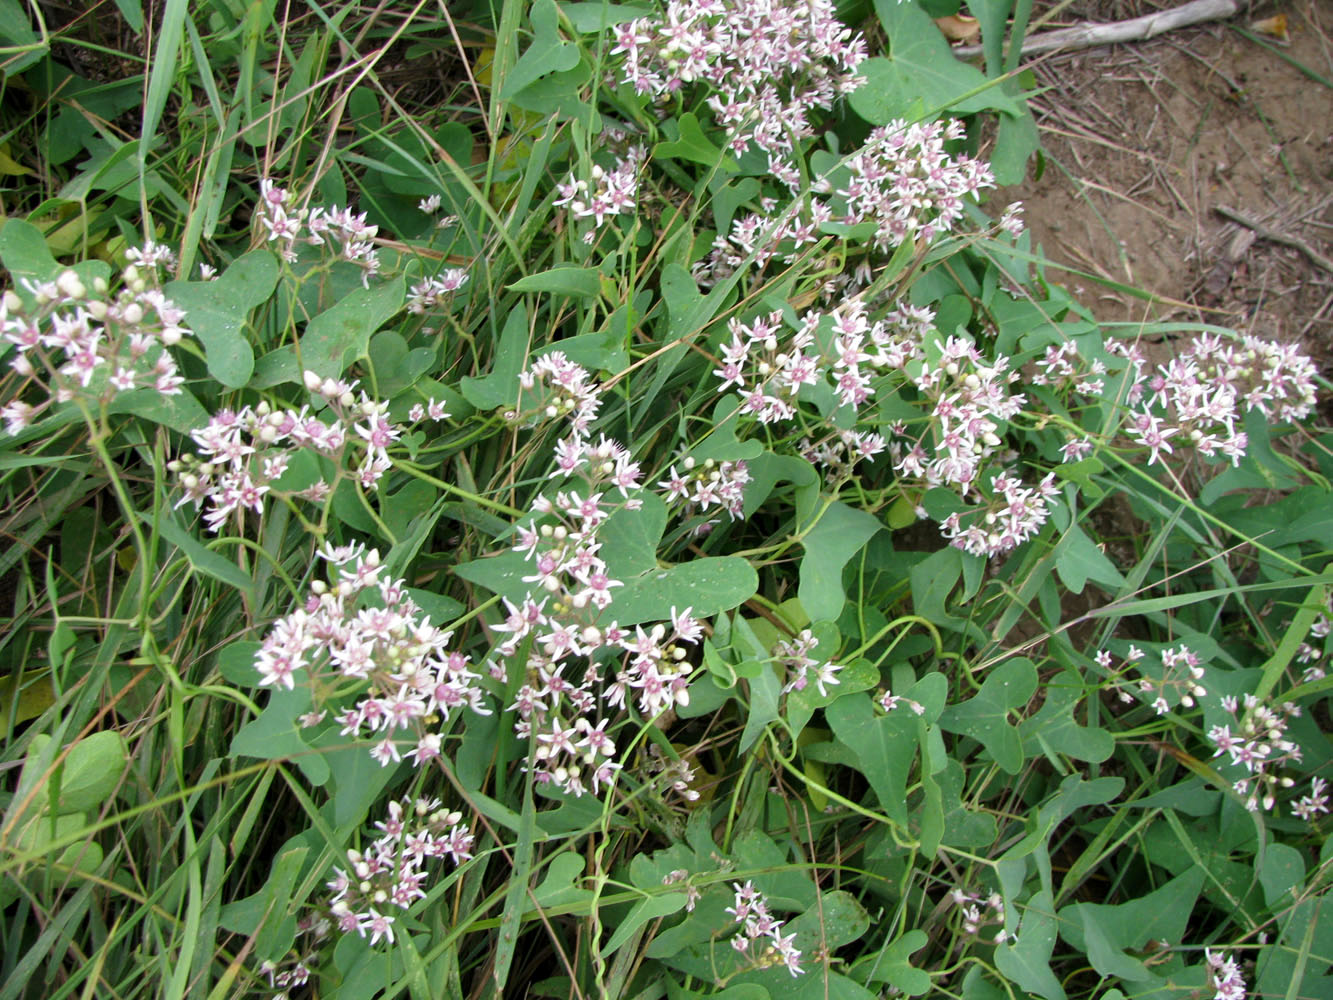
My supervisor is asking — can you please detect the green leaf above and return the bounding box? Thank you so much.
[501,0,581,99]
[611,556,758,626]
[863,929,931,996]
[1259,842,1306,908]
[509,265,602,299]
[0,0,47,73]
[460,305,529,410]
[849,0,1020,123]
[654,112,730,168]
[1019,671,1114,763]
[600,892,688,957]
[996,890,1066,1000]
[824,678,946,825]
[37,731,128,815]
[367,331,433,397]
[0,218,109,291]
[939,657,1037,774]
[532,853,595,909]
[149,512,256,597]
[165,250,279,388]
[1057,869,1205,982]
[299,276,406,381]
[218,846,308,963]
[560,3,653,32]
[1055,523,1124,595]
[739,663,781,752]
[230,686,330,785]
[798,500,882,622]
[106,386,209,433]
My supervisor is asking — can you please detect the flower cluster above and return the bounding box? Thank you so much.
[1204,949,1246,1000]
[950,888,1008,943]
[1,257,190,435]
[725,881,803,977]
[1208,693,1302,813]
[256,914,327,1000]
[174,372,444,533]
[798,426,887,479]
[775,629,842,698]
[554,145,647,238]
[657,455,751,528]
[326,795,475,945]
[711,299,921,436]
[508,350,603,439]
[894,333,1025,493]
[1030,340,1107,398]
[1104,334,1318,467]
[253,179,381,285]
[878,686,926,716]
[939,469,1059,558]
[1291,776,1330,822]
[692,196,831,288]
[494,356,717,795]
[407,266,469,314]
[1098,643,1208,715]
[254,544,488,768]
[612,0,866,189]
[834,119,996,250]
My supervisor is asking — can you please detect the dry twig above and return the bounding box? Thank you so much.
[1215,204,1333,275]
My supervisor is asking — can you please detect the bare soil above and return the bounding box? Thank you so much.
[999,0,1333,363]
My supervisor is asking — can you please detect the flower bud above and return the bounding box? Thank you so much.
[56,270,85,300]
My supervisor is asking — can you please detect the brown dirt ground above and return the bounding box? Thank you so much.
[994,0,1333,367]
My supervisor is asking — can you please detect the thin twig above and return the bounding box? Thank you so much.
[954,0,1242,59]
[1214,204,1333,274]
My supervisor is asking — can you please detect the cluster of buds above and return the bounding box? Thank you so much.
[326,796,475,946]
[661,868,703,912]
[253,179,381,285]
[255,544,489,768]
[775,629,843,698]
[725,881,804,977]
[950,888,1009,943]
[553,144,647,238]
[645,744,704,803]
[1208,693,1302,813]
[1,254,190,435]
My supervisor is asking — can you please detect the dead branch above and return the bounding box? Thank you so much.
[953,0,1243,59]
